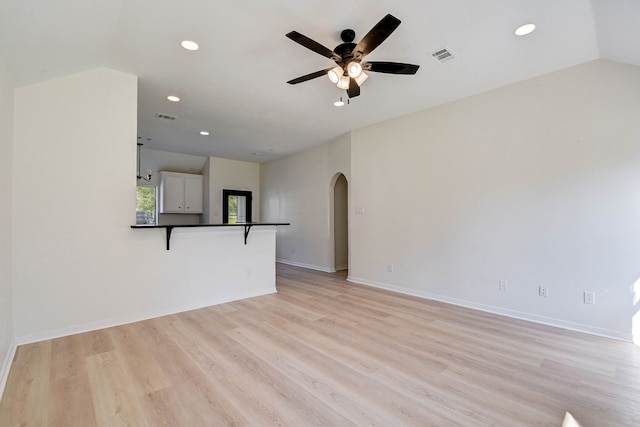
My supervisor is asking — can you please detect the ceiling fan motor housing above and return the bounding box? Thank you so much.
[334,41,357,65]
[335,29,359,68]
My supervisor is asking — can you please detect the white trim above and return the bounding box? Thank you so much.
[347,276,632,343]
[276,259,335,273]
[15,288,276,346]
[0,339,17,402]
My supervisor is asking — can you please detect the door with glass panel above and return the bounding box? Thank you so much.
[222,189,252,223]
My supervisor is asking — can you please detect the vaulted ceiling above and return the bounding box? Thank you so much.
[1,0,638,162]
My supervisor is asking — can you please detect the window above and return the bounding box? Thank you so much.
[136,185,157,225]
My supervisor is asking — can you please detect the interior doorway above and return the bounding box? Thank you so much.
[333,174,348,272]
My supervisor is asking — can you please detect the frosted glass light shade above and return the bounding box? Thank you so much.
[354,72,368,86]
[328,66,343,84]
[347,62,362,78]
[337,76,350,89]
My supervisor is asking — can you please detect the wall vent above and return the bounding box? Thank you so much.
[431,47,457,63]
[155,113,177,120]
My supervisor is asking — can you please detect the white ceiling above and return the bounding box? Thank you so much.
[1,0,639,163]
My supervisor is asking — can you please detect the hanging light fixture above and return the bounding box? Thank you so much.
[136,142,152,181]
[334,96,345,107]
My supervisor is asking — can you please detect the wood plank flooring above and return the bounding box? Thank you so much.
[1,263,639,426]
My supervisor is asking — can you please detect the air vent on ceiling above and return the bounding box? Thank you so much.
[155,113,177,121]
[431,47,457,64]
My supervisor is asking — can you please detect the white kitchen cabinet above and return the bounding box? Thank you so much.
[159,171,203,213]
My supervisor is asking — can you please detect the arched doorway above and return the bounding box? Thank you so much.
[333,173,348,272]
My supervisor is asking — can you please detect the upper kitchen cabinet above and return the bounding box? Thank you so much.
[159,171,203,213]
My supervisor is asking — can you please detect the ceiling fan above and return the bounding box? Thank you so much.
[286,14,419,98]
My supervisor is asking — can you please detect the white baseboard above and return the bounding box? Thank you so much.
[347,276,632,343]
[15,288,276,346]
[276,259,335,273]
[0,339,17,402]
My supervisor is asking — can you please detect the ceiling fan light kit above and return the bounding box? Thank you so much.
[328,66,343,83]
[354,72,368,86]
[337,76,350,90]
[347,61,363,78]
[286,14,420,99]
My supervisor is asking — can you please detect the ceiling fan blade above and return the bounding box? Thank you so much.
[352,14,401,59]
[365,61,420,75]
[347,77,360,98]
[287,68,333,85]
[286,31,340,61]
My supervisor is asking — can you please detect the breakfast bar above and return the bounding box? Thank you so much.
[131,222,290,250]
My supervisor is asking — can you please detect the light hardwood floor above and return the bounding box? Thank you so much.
[1,264,639,426]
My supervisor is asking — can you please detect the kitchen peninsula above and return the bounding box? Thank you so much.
[129,222,290,318]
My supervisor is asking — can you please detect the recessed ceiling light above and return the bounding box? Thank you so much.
[180,40,199,51]
[167,95,180,102]
[515,23,536,36]
[199,131,210,136]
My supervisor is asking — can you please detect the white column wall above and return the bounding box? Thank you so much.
[350,60,640,340]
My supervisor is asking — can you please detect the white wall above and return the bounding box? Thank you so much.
[261,134,351,272]
[0,57,15,398]
[207,157,260,223]
[139,147,207,178]
[12,68,276,342]
[350,60,640,341]
[202,156,212,224]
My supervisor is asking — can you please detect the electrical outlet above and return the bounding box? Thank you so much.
[539,286,549,297]
[387,264,394,272]
[584,291,595,305]
[498,280,507,291]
